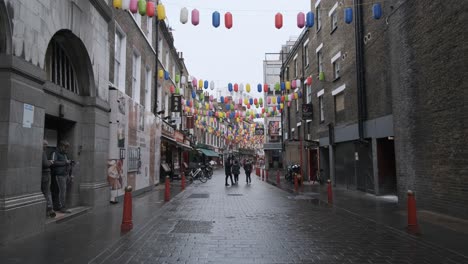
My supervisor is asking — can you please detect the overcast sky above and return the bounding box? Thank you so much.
[164,0,310,99]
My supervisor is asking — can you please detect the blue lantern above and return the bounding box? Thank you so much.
[212,11,220,28]
[220,96,224,103]
[298,91,302,98]
[192,91,196,99]
[306,12,314,28]
[281,82,285,91]
[249,98,254,105]
[257,84,262,93]
[186,100,190,106]
[228,83,233,92]
[164,71,170,80]
[277,96,281,104]
[204,80,209,89]
[373,3,382,19]
[345,8,353,24]
[226,104,230,110]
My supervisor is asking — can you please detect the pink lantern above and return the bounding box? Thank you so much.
[238,99,242,105]
[192,9,200,26]
[130,0,138,13]
[192,78,197,88]
[267,97,271,104]
[292,80,297,88]
[225,12,233,29]
[297,12,305,28]
[275,13,283,29]
[288,102,291,107]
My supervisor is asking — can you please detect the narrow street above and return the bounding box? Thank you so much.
[2,169,466,264]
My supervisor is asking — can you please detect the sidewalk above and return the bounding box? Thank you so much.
[259,168,468,257]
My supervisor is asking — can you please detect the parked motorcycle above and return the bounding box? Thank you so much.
[285,164,301,184]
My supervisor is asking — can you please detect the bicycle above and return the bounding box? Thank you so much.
[187,165,208,183]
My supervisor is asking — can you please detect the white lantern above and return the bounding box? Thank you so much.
[180,7,188,24]
[122,0,131,10]
[240,83,244,93]
[181,75,187,85]
[210,81,215,90]
[296,79,301,88]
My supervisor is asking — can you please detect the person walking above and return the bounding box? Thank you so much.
[232,160,241,185]
[51,141,72,213]
[244,159,253,184]
[224,155,234,186]
[42,140,56,218]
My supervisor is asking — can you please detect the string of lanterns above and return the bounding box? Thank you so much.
[113,1,383,28]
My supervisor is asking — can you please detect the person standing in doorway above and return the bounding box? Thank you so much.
[42,140,56,218]
[224,155,234,186]
[51,141,72,214]
[244,159,253,184]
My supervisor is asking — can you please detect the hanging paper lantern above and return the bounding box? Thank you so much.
[181,75,187,85]
[294,93,299,100]
[198,80,203,89]
[225,12,233,29]
[298,91,303,98]
[157,3,166,20]
[122,0,131,10]
[212,11,220,28]
[210,81,215,90]
[176,87,180,95]
[158,69,164,79]
[192,78,197,88]
[246,84,251,93]
[281,82,285,91]
[296,79,301,88]
[288,102,292,107]
[292,80,297,89]
[281,96,285,102]
[130,0,138,13]
[247,104,251,109]
[228,83,233,92]
[275,13,283,29]
[175,74,180,83]
[272,97,277,104]
[345,8,353,24]
[180,7,188,24]
[224,97,229,104]
[244,98,248,105]
[249,98,254,105]
[257,84,262,93]
[286,81,291,90]
[306,11,314,28]
[263,84,268,93]
[203,80,208,89]
[240,83,244,93]
[192,9,200,26]
[170,85,175,94]
[164,71,169,80]
[267,97,271,104]
[373,3,382,19]
[238,98,242,105]
[297,12,305,28]
[259,98,263,105]
[113,0,122,9]
[254,98,258,105]
[306,76,312,85]
[146,1,155,17]
[138,0,146,16]
[280,103,284,109]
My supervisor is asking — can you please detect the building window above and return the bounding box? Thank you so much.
[128,147,140,172]
[294,57,298,77]
[317,51,323,74]
[164,93,169,116]
[304,43,310,67]
[306,85,312,104]
[114,27,126,92]
[47,38,79,94]
[297,125,301,140]
[335,92,345,112]
[146,17,152,46]
[145,67,152,110]
[333,60,340,79]
[165,51,169,72]
[331,11,338,32]
[157,84,162,112]
[319,96,325,122]
[133,12,141,28]
[316,5,321,31]
[132,51,141,103]
[158,39,163,61]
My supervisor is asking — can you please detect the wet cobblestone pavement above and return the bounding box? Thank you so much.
[1,170,467,264]
[89,171,466,264]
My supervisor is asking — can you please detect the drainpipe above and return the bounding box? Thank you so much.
[153,1,160,114]
[354,0,367,141]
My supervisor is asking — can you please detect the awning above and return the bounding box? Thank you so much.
[161,134,176,142]
[198,148,219,157]
[177,142,192,150]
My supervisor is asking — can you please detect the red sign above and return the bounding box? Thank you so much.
[174,131,184,143]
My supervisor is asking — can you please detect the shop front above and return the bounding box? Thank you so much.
[160,121,177,181]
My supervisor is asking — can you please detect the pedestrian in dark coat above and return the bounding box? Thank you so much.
[232,160,241,184]
[244,160,253,184]
[224,156,234,186]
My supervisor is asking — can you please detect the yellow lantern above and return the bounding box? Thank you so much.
[246,84,251,93]
[294,93,298,99]
[286,81,291,90]
[272,96,277,104]
[244,98,248,105]
[199,79,203,89]
[157,4,166,21]
[113,0,122,9]
[158,69,164,79]
[280,103,284,109]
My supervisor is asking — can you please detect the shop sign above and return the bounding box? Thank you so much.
[162,121,175,137]
[302,104,313,120]
[174,131,184,143]
[171,95,181,112]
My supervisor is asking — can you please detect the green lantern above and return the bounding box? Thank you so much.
[138,0,146,16]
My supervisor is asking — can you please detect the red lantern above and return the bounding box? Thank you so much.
[224,97,229,104]
[225,12,233,29]
[281,96,285,102]
[247,104,251,109]
[146,1,155,17]
[234,83,239,92]
[307,76,312,85]
[170,85,175,94]
[263,83,268,92]
[275,13,283,29]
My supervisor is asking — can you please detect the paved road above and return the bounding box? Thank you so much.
[87,170,466,264]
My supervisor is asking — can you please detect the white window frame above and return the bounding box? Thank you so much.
[146,17,153,46]
[165,51,170,72]
[145,66,152,110]
[293,54,298,78]
[317,51,323,74]
[132,50,141,103]
[319,96,325,122]
[114,25,126,92]
[133,12,141,28]
[157,84,163,112]
[333,61,341,79]
[316,4,322,31]
[304,39,310,67]
[158,39,163,61]
[306,84,312,104]
[329,2,339,32]
[164,93,169,117]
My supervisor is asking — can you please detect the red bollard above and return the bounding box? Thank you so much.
[262,169,265,181]
[407,190,418,227]
[294,174,298,192]
[164,176,171,202]
[266,170,269,181]
[181,172,186,191]
[276,170,280,186]
[121,186,133,232]
[327,180,333,204]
